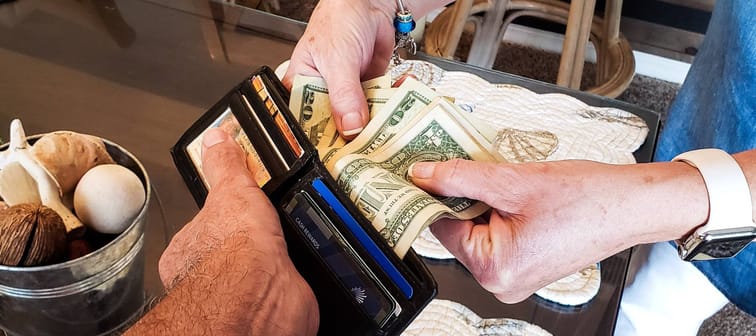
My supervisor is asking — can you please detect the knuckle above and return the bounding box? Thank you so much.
[328,86,363,113]
[479,163,518,208]
[468,257,510,293]
[465,249,526,302]
[442,159,501,203]
[441,159,468,185]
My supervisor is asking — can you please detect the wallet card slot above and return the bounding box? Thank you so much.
[172,94,236,205]
[202,105,276,187]
[249,75,303,159]
[236,94,291,171]
[241,74,304,166]
[172,93,286,205]
[310,178,414,299]
[251,75,303,159]
[284,190,400,328]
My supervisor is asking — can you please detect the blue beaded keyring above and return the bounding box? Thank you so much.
[392,0,417,65]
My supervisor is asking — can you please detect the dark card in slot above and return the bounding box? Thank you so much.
[285,191,399,327]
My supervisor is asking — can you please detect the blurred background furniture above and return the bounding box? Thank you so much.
[425,0,634,98]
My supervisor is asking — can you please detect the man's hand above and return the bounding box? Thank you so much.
[158,129,284,287]
[129,129,318,335]
[410,158,712,303]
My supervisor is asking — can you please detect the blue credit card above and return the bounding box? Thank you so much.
[311,178,414,299]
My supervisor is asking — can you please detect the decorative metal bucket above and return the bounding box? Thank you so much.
[0,137,151,336]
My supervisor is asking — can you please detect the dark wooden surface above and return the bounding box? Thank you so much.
[0,1,659,335]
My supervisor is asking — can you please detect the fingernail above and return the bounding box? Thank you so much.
[341,112,364,136]
[409,162,435,179]
[203,129,227,148]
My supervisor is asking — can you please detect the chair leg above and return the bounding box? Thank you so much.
[598,0,623,83]
[424,0,475,58]
[443,0,476,57]
[557,0,596,89]
[467,0,511,68]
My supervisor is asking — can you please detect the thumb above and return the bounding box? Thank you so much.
[410,159,502,205]
[321,65,369,138]
[201,128,257,189]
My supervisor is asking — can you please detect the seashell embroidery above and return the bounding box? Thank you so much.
[493,128,559,162]
[389,60,445,86]
[577,108,647,128]
[403,299,553,336]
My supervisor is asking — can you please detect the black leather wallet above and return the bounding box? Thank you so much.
[171,66,436,335]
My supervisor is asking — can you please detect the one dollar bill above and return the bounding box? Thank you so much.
[330,98,497,257]
[290,74,501,258]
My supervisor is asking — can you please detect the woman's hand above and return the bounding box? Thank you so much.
[282,0,397,137]
[282,0,453,137]
[410,158,709,302]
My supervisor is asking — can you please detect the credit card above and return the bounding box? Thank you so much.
[285,191,400,327]
[311,178,414,299]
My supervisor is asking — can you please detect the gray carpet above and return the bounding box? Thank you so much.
[452,33,680,123]
[271,3,754,335]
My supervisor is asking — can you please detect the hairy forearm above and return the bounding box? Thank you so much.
[126,235,318,335]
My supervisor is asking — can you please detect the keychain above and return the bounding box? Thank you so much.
[392,0,417,65]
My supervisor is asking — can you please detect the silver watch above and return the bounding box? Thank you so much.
[677,226,756,261]
[673,149,756,261]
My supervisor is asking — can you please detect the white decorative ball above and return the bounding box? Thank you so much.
[74,164,146,234]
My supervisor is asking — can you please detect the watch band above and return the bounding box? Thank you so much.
[674,148,754,231]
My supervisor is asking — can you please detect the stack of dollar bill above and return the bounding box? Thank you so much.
[289,75,501,258]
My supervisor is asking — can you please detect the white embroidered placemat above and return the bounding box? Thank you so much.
[389,60,648,165]
[534,263,601,306]
[403,299,553,336]
[276,59,641,308]
[389,60,641,306]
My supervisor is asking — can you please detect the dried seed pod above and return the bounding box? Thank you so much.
[31,131,115,194]
[67,239,93,261]
[0,204,67,267]
[0,120,85,236]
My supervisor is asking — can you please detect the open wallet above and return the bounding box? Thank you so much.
[171,66,437,335]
